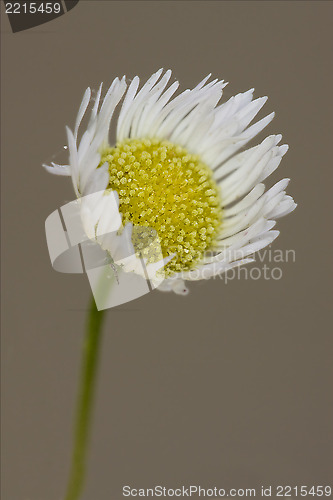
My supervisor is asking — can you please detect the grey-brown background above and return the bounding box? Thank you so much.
[1,1,332,499]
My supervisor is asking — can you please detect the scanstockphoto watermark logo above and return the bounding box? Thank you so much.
[3,0,80,33]
[122,485,257,497]
[183,247,296,284]
[45,191,296,310]
[122,485,332,498]
[45,190,171,311]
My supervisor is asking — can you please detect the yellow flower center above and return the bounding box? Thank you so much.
[100,138,223,275]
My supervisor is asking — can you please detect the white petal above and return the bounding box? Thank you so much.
[43,162,71,176]
[83,163,110,196]
[223,184,266,217]
[74,87,91,140]
[117,69,164,141]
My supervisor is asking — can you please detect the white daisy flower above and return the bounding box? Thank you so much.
[44,69,296,295]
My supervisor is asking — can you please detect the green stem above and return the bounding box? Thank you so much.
[64,296,106,500]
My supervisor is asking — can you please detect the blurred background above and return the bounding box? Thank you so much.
[1,1,332,499]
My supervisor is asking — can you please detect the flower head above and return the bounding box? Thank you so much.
[44,69,296,294]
